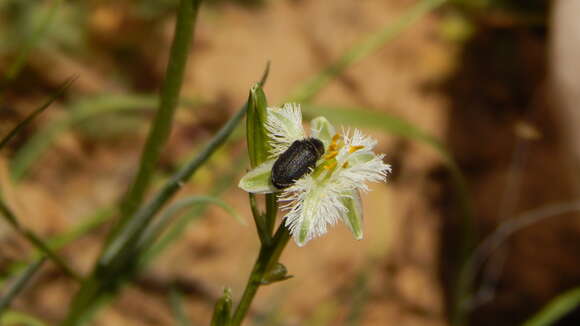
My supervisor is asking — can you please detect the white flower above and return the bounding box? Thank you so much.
[239,103,391,246]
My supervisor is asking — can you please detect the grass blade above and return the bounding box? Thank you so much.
[345,270,370,326]
[0,76,76,151]
[101,101,248,265]
[302,104,448,159]
[0,200,80,281]
[62,97,249,326]
[10,93,200,181]
[1,310,48,326]
[137,195,245,260]
[169,287,191,326]
[523,288,580,326]
[142,156,246,263]
[2,0,62,86]
[286,0,447,103]
[0,257,46,315]
[1,207,115,285]
[115,0,204,232]
[10,94,159,181]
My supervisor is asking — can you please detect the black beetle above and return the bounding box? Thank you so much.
[271,138,325,189]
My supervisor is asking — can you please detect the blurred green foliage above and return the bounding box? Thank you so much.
[0,0,84,54]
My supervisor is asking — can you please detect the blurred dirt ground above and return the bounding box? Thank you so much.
[3,0,578,325]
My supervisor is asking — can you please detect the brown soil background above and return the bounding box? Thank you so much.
[2,0,579,325]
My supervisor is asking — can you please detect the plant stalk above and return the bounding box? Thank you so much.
[115,0,203,232]
[230,224,290,326]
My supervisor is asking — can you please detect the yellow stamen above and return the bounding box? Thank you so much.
[328,134,341,151]
[342,161,349,168]
[324,151,338,160]
[349,145,364,153]
[324,161,337,171]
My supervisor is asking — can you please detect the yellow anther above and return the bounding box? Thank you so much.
[324,151,338,160]
[349,145,364,153]
[342,161,349,168]
[324,161,337,171]
[328,134,343,152]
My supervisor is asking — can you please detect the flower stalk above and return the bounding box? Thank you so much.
[229,224,290,326]
[225,85,390,325]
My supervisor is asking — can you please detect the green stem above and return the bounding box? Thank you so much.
[115,0,203,232]
[230,224,290,326]
[100,103,247,265]
[249,193,268,244]
[264,194,277,236]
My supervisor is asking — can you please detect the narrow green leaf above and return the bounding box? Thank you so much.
[211,288,232,326]
[115,0,204,232]
[1,310,48,326]
[345,268,370,326]
[3,0,62,83]
[143,156,247,262]
[10,94,159,181]
[286,0,447,103]
[0,199,80,281]
[10,94,200,181]
[137,195,246,258]
[100,100,248,266]
[523,288,580,326]
[1,207,114,285]
[302,105,447,158]
[0,257,46,315]
[169,287,191,326]
[62,91,251,326]
[0,76,76,151]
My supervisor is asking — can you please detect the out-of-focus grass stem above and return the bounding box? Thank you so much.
[114,0,203,233]
[0,257,46,315]
[61,101,248,326]
[0,76,76,150]
[62,0,204,323]
[0,201,80,281]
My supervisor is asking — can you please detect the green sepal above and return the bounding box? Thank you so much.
[210,287,233,326]
[261,262,293,285]
[310,116,336,148]
[238,159,277,194]
[246,84,270,168]
[340,190,364,240]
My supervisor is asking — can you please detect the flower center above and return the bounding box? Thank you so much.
[311,133,363,180]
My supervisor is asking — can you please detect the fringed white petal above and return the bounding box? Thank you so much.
[265,103,306,157]
[339,154,391,193]
[280,176,347,246]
